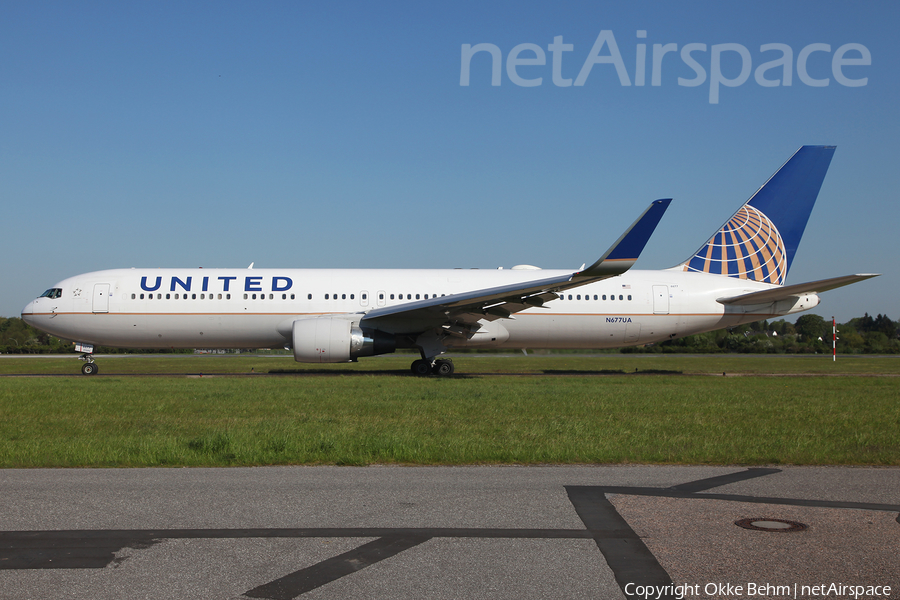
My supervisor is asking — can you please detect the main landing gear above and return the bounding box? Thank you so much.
[79,354,98,376]
[410,358,455,377]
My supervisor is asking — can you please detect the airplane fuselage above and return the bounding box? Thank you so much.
[21,267,818,353]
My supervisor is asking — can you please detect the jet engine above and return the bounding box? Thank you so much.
[291,317,396,363]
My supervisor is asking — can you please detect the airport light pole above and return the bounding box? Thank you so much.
[832,317,837,362]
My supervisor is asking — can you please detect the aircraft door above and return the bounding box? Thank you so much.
[376,290,386,307]
[93,284,110,313]
[359,290,369,307]
[652,285,669,314]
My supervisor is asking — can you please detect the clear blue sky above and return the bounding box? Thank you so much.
[2,1,897,322]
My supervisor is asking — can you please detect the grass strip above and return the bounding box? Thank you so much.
[0,374,897,467]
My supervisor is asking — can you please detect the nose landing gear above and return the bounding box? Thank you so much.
[77,346,98,375]
[81,360,98,376]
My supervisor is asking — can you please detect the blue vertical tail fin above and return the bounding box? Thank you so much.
[677,145,835,285]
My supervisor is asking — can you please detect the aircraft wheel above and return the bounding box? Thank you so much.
[410,359,432,376]
[81,362,98,376]
[432,359,454,376]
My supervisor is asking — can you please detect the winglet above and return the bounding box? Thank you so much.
[574,198,671,279]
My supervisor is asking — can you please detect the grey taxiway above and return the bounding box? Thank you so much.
[1,466,898,599]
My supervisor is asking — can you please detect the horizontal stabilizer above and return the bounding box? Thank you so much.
[717,274,879,305]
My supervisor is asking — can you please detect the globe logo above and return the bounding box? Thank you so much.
[685,205,787,285]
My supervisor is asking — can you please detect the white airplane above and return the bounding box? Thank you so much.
[22,146,877,376]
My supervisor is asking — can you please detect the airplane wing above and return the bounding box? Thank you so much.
[717,273,880,305]
[361,199,671,332]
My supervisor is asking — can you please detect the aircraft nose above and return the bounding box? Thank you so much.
[21,300,36,325]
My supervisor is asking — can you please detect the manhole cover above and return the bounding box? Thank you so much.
[735,518,807,532]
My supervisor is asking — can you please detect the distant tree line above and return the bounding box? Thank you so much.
[622,313,900,354]
[1,313,898,355]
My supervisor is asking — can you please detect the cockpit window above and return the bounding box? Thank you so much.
[39,288,63,299]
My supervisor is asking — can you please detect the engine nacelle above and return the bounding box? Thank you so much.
[291,317,396,363]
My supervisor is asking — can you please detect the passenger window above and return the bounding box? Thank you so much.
[602,295,606,300]
[140,293,145,299]
[416,294,420,300]
[342,294,346,300]
[379,293,384,300]
[407,294,411,300]
[307,294,312,300]
[362,293,367,300]
[227,294,231,300]
[390,294,395,300]
[350,294,355,300]
[568,295,572,300]
[576,295,581,300]
[611,295,615,301]
[218,294,223,300]
[628,295,632,301]
[325,294,329,300]
[131,294,136,299]
[269,294,273,300]
[619,295,623,300]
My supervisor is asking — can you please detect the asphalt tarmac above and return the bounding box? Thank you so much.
[1,466,898,599]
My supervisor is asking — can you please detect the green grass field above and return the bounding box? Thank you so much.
[0,354,897,468]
